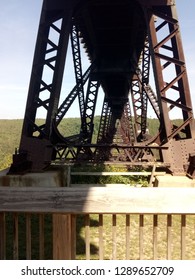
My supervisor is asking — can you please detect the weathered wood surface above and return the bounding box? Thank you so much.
[53,214,76,260]
[0,213,5,259]
[1,186,195,214]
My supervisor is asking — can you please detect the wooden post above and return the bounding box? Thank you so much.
[149,164,156,187]
[0,213,5,260]
[126,214,130,260]
[39,214,45,259]
[13,213,19,260]
[167,214,172,260]
[139,215,144,260]
[26,213,31,260]
[53,214,76,259]
[153,215,158,259]
[112,214,117,260]
[99,214,104,260]
[66,165,71,187]
[53,166,76,260]
[181,214,186,260]
[85,214,90,260]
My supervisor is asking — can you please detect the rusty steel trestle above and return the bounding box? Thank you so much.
[8,0,195,177]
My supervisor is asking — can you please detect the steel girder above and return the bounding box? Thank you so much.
[8,0,195,176]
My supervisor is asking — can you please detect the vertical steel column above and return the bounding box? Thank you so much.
[11,0,78,172]
[147,4,194,143]
[21,2,73,139]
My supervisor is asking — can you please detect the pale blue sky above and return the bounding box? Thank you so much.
[0,0,195,119]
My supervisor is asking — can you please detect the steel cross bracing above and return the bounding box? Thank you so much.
[122,101,135,144]
[131,37,150,140]
[70,23,86,131]
[97,99,112,144]
[81,77,100,143]
[95,99,135,161]
[97,100,134,144]
[54,23,88,127]
[140,37,150,137]
[55,66,91,126]
[8,0,195,177]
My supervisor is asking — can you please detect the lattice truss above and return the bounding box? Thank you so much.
[9,0,195,176]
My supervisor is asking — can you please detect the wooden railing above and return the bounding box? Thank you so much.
[1,186,195,260]
[68,164,166,187]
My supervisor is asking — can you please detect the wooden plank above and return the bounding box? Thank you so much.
[139,215,144,259]
[99,214,104,260]
[71,215,76,260]
[167,215,172,260]
[13,213,18,260]
[181,214,186,260]
[126,215,130,260]
[53,214,75,260]
[39,214,44,260]
[85,214,90,260]
[148,164,156,187]
[26,213,31,260]
[0,213,6,260]
[112,215,117,260]
[1,187,195,214]
[71,184,136,188]
[67,166,71,187]
[153,215,158,259]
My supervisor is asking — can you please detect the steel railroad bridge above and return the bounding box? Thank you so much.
[9,0,195,177]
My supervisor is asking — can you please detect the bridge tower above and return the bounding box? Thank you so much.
[9,0,195,177]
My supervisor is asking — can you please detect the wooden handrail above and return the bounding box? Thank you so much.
[71,171,166,176]
[1,186,195,214]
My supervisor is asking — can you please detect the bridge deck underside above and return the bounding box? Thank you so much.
[76,0,147,113]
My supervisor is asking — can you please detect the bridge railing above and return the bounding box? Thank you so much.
[0,186,195,260]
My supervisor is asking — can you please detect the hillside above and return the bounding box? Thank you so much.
[0,120,23,169]
[0,117,168,171]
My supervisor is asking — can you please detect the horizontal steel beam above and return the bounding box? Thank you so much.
[138,0,174,6]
